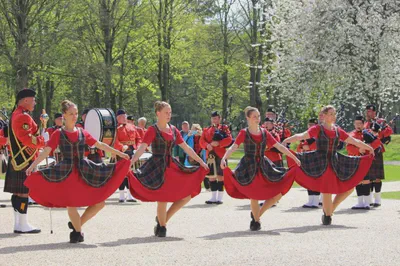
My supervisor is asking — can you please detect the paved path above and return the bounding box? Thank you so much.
[0,180,399,266]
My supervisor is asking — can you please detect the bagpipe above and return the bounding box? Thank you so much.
[367,112,399,145]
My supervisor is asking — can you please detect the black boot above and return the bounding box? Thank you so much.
[321,214,332,225]
[69,231,84,243]
[154,216,161,236]
[68,222,76,232]
[158,226,167,237]
[250,212,255,229]
[250,221,261,231]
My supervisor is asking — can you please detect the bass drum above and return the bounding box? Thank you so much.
[84,108,117,146]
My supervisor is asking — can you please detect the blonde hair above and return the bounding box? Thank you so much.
[61,100,77,113]
[191,123,202,134]
[244,106,259,117]
[320,105,336,115]
[154,101,170,113]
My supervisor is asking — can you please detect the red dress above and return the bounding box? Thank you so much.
[128,125,208,202]
[292,125,373,194]
[224,129,296,200]
[25,128,131,208]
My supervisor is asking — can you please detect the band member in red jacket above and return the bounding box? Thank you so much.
[364,104,393,207]
[114,109,142,203]
[347,115,382,209]
[297,118,321,208]
[4,88,45,233]
[46,113,63,157]
[200,111,232,204]
[127,115,145,139]
[263,118,283,167]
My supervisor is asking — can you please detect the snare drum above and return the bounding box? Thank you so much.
[133,152,152,169]
[37,157,56,170]
[84,108,117,146]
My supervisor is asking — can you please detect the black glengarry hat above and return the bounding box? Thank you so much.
[211,111,220,117]
[116,109,126,116]
[366,104,376,111]
[54,113,62,119]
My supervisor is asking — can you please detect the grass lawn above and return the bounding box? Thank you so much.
[0,173,4,180]
[383,135,400,161]
[381,191,400,200]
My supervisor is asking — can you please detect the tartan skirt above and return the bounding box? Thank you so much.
[24,159,131,208]
[290,154,373,194]
[128,161,208,202]
[4,158,30,194]
[223,167,295,200]
[365,151,384,180]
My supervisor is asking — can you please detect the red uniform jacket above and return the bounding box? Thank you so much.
[114,123,142,151]
[346,130,381,156]
[0,129,7,146]
[9,106,45,169]
[264,130,282,162]
[200,124,232,158]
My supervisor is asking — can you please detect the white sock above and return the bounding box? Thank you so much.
[14,211,20,231]
[312,195,320,207]
[18,213,39,232]
[374,192,381,204]
[209,191,217,202]
[353,196,364,208]
[217,191,224,202]
[304,195,313,206]
[119,190,125,201]
[127,191,136,200]
[363,195,371,208]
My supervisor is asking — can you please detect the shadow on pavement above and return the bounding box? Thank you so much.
[275,224,357,234]
[0,242,97,254]
[184,204,219,209]
[200,230,280,240]
[235,205,251,211]
[99,236,184,247]
[0,233,21,239]
[281,207,321,213]
[334,209,374,215]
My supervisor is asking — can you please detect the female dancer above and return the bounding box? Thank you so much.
[129,101,209,237]
[221,107,301,231]
[282,105,374,225]
[25,100,130,243]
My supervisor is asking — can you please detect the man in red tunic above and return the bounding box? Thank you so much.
[263,118,283,166]
[298,118,321,208]
[364,104,393,207]
[114,109,142,203]
[46,113,63,158]
[200,111,232,204]
[127,115,145,139]
[347,115,381,209]
[4,88,45,233]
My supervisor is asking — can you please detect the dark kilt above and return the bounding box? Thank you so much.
[207,153,224,177]
[4,158,30,194]
[365,150,384,180]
